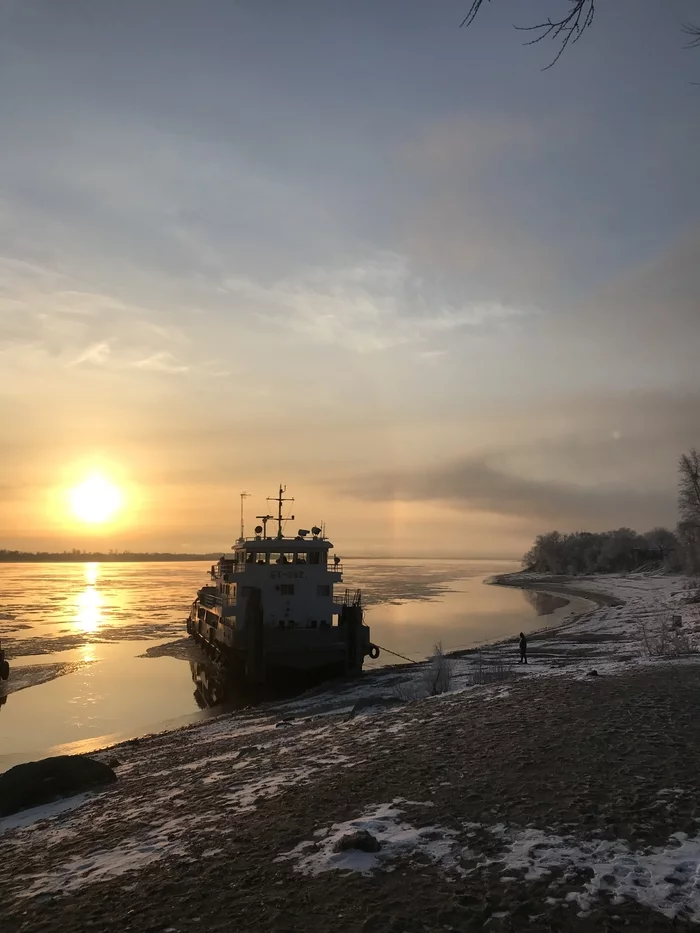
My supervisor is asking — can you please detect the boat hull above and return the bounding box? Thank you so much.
[186,594,371,685]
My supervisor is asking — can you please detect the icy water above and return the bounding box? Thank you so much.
[0,559,590,770]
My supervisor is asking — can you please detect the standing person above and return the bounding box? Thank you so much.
[519,632,528,664]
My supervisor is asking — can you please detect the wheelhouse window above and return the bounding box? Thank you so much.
[308,551,321,565]
[270,552,282,564]
[256,553,268,564]
[295,552,307,564]
[246,550,256,563]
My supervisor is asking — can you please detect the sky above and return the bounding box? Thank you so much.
[1,0,699,557]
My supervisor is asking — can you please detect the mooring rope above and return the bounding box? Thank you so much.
[372,644,419,664]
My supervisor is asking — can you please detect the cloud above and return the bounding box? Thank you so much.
[69,341,111,366]
[339,388,700,534]
[346,454,675,532]
[222,252,526,353]
[0,257,192,377]
[131,351,189,374]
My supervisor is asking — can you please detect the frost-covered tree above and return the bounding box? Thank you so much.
[678,450,700,573]
[522,527,667,575]
[679,450,700,524]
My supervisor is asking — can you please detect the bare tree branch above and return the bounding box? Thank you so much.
[682,22,700,49]
[460,0,488,30]
[460,0,595,68]
[515,0,595,70]
[462,2,699,71]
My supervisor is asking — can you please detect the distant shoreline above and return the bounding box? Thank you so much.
[0,553,222,563]
[0,553,521,564]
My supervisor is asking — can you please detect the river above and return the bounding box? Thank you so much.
[0,559,591,770]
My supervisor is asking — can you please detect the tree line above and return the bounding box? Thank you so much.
[0,550,221,563]
[523,450,700,575]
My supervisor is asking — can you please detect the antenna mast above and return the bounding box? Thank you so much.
[267,484,295,539]
[239,491,251,541]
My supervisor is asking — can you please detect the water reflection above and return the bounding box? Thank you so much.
[521,589,569,616]
[74,586,103,633]
[190,661,230,709]
[188,661,310,712]
[85,562,99,586]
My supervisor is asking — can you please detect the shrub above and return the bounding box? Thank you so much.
[422,642,453,696]
[638,606,698,658]
[468,652,515,686]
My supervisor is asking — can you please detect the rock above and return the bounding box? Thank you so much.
[0,755,117,817]
[586,669,599,677]
[334,830,381,853]
[107,758,121,769]
[275,720,295,728]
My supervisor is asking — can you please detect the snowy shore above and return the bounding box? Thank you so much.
[3,572,700,932]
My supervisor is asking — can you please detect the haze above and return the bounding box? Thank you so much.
[1,0,698,557]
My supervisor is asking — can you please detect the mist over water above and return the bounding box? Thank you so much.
[0,559,590,769]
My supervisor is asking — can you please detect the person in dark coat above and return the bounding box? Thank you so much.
[519,632,528,664]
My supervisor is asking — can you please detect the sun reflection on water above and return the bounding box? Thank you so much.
[75,562,103,633]
[75,587,103,633]
[85,562,99,586]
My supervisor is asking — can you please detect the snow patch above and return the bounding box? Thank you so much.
[0,794,93,834]
[491,825,700,920]
[224,767,316,813]
[20,823,188,897]
[275,800,460,876]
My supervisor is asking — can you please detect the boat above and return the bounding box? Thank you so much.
[186,486,376,684]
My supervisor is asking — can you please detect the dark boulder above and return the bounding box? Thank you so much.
[334,830,381,853]
[586,669,599,677]
[0,755,117,817]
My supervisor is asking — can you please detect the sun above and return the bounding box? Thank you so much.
[69,475,123,525]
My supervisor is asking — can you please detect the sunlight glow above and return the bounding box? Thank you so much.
[69,476,122,525]
[84,562,99,585]
[75,586,103,634]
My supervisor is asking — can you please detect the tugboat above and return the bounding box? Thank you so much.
[186,486,375,685]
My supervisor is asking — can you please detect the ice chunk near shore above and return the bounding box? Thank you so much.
[0,793,93,835]
[275,800,460,876]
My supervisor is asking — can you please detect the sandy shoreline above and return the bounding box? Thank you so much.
[489,571,625,608]
[3,572,700,931]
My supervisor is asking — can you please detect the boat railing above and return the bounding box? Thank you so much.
[233,558,344,573]
[342,588,362,607]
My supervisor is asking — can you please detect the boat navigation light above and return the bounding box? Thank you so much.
[298,529,310,537]
[311,526,322,537]
[254,525,263,534]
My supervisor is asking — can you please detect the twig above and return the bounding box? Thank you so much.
[515,0,595,70]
